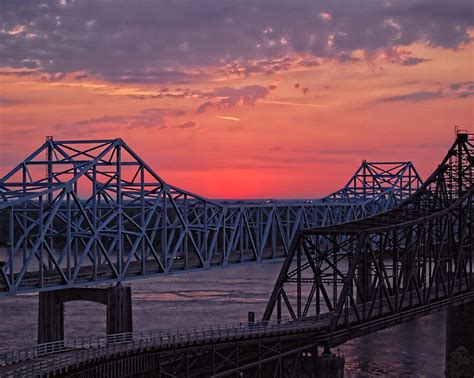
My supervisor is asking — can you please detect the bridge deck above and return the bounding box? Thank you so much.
[0,247,285,295]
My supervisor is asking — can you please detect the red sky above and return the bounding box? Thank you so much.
[0,1,473,198]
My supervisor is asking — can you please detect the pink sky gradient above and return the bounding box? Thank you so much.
[0,1,473,198]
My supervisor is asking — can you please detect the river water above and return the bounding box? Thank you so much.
[0,261,446,377]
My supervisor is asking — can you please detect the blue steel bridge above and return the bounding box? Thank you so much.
[0,138,421,295]
[0,131,472,377]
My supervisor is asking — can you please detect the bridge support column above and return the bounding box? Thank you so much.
[106,284,133,335]
[446,302,474,367]
[38,285,133,345]
[38,291,64,344]
[315,346,345,378]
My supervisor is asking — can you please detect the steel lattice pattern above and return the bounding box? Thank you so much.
[263,132,474,340]
[0,138,422,295]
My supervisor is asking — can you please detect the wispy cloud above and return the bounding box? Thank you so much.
[216,116,240,122]
[400,57,430,66]
[172,121,198,129]
[259,100,328,108]
[379,91,444,103]
[196,85,273,113]
[55,108,189,135]
[0,97,24,106]
[378,81,474,103]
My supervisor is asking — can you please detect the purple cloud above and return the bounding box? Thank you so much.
[379,91,444,103]
[378,81,474,103]
[196,85,271,113]
[400,57,430,66]
[66,108,185,130]
[0,97,24,106]
[0,0,471,84]
[172,121,197,129]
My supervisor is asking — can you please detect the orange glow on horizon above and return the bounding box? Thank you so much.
[0,41,473,199]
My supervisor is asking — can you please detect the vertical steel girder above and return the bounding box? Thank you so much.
[0,138,421,295]
[262,133,474,333]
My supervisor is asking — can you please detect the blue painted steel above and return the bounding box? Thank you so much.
[0,138,421,295]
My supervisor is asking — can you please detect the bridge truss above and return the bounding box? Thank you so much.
[325,160,421,213]
[262,132,474,341]
[0,138,421,295]
[0,133,472,377]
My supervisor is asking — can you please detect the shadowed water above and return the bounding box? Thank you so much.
[0,261,445,376]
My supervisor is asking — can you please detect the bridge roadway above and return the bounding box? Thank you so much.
[0,246,282,294]
[1,280,472,377]
[0,194,413,296]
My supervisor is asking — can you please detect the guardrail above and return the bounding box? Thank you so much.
[1,313,335,377]
[0,312,334,368]
[2,282,473,377]
[0,332,134,367]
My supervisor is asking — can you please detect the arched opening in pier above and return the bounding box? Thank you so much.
[63,300,107,341]
[38,286,133,344]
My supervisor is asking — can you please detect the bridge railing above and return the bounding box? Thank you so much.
[0,311,336,370]
[0,332,133,367]
[2,281,473,377]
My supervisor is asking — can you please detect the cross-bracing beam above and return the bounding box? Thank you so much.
[263,133,474,341]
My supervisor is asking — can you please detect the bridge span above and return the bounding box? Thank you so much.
[0,132,472,377]
[0,139,421,296]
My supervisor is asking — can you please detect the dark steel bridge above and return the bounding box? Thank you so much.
[0,132,472,377]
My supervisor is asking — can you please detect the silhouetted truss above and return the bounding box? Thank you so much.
[0,138,422,295]
[263,132,474,339]
[326,160,420,201]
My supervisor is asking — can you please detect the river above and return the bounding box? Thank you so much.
[0,260,446,377]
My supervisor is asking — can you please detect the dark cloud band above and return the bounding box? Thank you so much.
[0,0,472,84]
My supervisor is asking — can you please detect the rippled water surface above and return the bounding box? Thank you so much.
[0,261,446,376]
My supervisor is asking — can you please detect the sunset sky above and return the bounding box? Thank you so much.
[0,0,473,198]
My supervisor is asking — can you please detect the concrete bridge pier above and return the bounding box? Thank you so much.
[446,302,474,365]
[38,284,133,344]
[106,284,133,336]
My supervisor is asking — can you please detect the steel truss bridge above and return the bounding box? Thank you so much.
[263,132,473,324]
[0,138,421,295]
[0,132,472,377]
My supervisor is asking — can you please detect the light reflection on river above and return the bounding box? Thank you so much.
[0,261,445,376]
